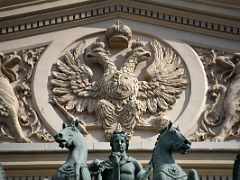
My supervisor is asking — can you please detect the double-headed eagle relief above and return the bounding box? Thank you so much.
[50,21,188,139]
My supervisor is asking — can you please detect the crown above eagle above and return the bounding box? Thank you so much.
[131,38,145,50]
[105,20,132,48]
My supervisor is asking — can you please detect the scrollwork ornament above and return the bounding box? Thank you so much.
[0,47,53,143]
[191,47,240,142]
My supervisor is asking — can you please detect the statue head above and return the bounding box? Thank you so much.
[110,129,129,153]
[160,122,191,154]
[54,120,84,149]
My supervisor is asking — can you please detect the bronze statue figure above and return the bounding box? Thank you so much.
[90,126,146,180]
[53,120,91,180]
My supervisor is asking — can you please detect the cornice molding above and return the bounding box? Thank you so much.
[0,0,239,42]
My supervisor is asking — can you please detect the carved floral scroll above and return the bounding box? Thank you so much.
[191,47,240,142]
[0,47,53,143]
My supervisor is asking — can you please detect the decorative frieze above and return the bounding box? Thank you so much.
[0,1,239,41]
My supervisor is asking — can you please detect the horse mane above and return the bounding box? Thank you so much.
[233,151,240,180]
[148,127,168,167]
[142,122,174,179]
[141,133,161,179]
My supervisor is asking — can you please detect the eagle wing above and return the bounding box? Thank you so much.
[137,40,188,114]
[51,41,100,114]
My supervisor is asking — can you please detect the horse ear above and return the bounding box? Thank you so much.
[75,119,88,135]
[62,123,66,129]
[176,125,180,130]
[167,121,173,129]
[75,120,79,127]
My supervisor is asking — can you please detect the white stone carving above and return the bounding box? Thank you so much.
[0,53,31,142]
[50,23,188,139]
[191,48,240,142]
[105,20,132,48]
[0,47,53,143]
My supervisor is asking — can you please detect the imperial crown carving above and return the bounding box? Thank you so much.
[105,20,132,48]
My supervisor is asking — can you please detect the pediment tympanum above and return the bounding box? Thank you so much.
[1,19,239,143]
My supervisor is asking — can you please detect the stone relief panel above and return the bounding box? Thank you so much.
[49,21,188,140]
[191,47,240,142]
[0,47,53,143]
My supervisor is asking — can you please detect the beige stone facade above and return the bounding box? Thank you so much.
[0,0,240,179]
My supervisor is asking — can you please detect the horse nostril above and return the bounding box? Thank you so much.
[54,133,63,140]
[184,139,191,145]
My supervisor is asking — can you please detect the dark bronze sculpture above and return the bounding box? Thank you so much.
[233,151,240,180]
[150,122,199,180]
[53,120,91,180]
[0,165,5,180]
[53,117,199,180]
[90,127,146,180]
